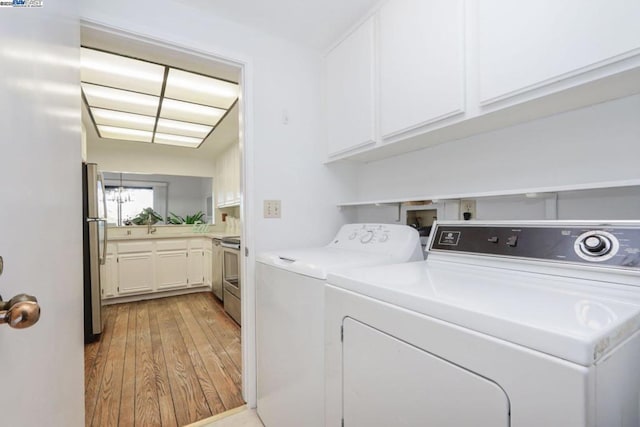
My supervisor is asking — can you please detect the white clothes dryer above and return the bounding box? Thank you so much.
[325,221,640,427]
[256,223,422,427]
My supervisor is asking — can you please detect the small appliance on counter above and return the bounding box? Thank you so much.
[221,237,241,325]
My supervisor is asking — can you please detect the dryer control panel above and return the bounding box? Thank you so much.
[429,222,640,269]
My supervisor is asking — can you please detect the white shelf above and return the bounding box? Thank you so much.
[337,179,640,207]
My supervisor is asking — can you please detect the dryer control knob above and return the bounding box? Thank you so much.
[583,235,608,254]
[575,230,618,262]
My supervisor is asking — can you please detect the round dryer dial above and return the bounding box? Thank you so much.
[574,230,619,262]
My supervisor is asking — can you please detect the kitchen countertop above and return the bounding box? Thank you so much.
[107,232,240,241]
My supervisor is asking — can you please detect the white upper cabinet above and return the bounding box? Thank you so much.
[379,0,465,141]
[326,17,376,156]
[216,142,241,208]
[476,0,640,105]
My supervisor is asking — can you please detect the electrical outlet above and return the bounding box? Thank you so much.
[264,200,281,218]
[459,199,476,220]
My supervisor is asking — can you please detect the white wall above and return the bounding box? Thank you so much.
[80,0,357,407]
[80,0,355,249]
[356,94,640,201]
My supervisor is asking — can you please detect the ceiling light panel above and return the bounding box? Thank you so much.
[159,98,225,125]
[82,83,160,116]
[81,48,165,96]
[154,132,202,148]
[98,125,153,143]
[156,118,213,138]
[164,69,238,108]
[91,108,156,131]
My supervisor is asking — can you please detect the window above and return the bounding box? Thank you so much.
[105,186,154,226]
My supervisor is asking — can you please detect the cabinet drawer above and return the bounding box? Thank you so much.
[156,239,189,251]
[188,238,206,249]
[117,241,154,253]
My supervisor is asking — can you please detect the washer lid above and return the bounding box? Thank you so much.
[327,260,640,366]
[256,247,399,280]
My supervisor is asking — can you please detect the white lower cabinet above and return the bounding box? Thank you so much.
[103,237,212,300]
[156,250,188,290]
[204,247,213,288]
[187,241,205,287]
[117,252,154,295]
[101,244,118,299]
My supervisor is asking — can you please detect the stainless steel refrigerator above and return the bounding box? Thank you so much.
[82,162,107,343]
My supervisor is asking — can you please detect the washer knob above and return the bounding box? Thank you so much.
[360,230,374,244]
[348,232,358,240]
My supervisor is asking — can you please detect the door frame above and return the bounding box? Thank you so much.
[79,19,257,407]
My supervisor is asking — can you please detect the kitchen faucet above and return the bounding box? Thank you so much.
[148,221,157,234]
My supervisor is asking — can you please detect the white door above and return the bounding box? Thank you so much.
[0,2,84,426]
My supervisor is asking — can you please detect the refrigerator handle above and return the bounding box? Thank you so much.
[97,172,108,265]
[100,219,107,266]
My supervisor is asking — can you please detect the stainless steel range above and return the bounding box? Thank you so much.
[222,237,241,325]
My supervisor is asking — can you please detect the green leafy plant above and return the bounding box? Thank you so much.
[185,211,204,224]
[128,207,163,225]
[166,212,185,224]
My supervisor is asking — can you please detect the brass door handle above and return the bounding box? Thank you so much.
[0,294,41,329]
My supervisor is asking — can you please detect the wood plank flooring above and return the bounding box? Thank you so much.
[85,293,244,427]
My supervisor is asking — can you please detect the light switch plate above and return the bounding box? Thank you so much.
[264,200,281,218]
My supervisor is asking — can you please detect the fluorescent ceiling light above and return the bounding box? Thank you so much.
[160,98,225,125]
[156,118,212,138]
[91,108,156,131]
[98,125,153,143]
[81,48,165,95]
[81,47,238,148]
[165,69,239,108]
[154,132,202,147]
[82,83,160,116]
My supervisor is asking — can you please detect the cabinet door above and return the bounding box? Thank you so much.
[101,252,118,299]
[326,17,376,156]
[117,252,154,295]
[156,250,188,290]
[203,247,213,288]
[379,0,464,141]
[477,0,640,105]
[188,248,205,286]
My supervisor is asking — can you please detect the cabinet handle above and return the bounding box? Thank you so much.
[0,294,41,329]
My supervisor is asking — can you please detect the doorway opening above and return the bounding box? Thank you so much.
[80,23,248,427]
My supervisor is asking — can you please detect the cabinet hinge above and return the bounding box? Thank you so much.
[117,287,119,292]
[187,278,189,284]
[117,257,119,263]
[341,325,344,342]
[341,419,344,427]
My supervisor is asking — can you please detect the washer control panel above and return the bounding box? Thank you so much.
[328,223,422,260]
[430,222,640,269]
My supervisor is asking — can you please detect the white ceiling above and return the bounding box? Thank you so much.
[173,0,381,50]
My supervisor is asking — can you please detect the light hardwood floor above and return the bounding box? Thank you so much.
[85,292,244,427]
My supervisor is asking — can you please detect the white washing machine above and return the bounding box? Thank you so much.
[256,223,423,427]
[325,221,640,427]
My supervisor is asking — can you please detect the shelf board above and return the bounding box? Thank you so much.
[337,179,640,207]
